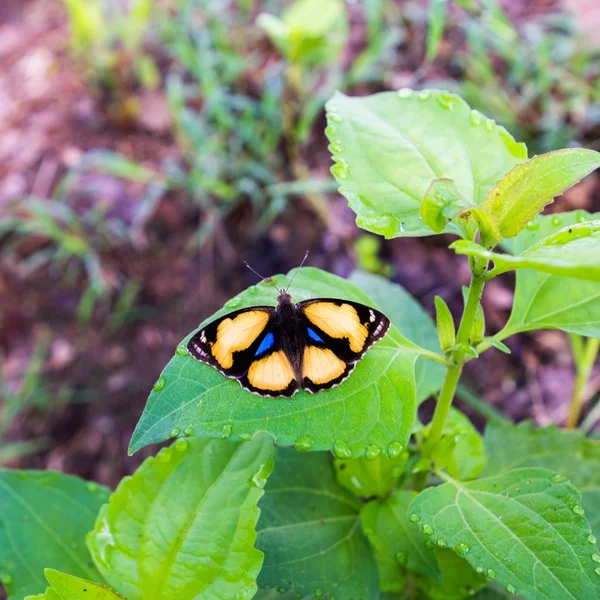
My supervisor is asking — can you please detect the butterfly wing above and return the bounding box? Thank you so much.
[297,298,390,393]
[187,306,300,397]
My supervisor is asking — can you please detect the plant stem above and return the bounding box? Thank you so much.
[424,270,487,454]
[566,337,600,429]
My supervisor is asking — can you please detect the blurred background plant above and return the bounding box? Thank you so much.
[0,0,598,491]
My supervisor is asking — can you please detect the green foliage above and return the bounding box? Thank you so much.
[483,421,600,538]
[453,220,600,282]
[434,296,456,353]
[409,468,600,599]
[0,470,110,599]
[326,89,527,238]
[257,0,348,67]
[87,435,273,600]
[27,569,125,600]
[256,449,378,599]
[498,211,600,338]
[129,268,422,456]
[481,149,600,238]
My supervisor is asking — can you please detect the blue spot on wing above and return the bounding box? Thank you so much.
[307,327,324,343]
[255,332,275,357]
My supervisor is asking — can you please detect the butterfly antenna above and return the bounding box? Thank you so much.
[285,250,309,293]
[244,261,281,293]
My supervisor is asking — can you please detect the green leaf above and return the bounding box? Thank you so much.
[361,489,440,589]
[499,211,600,338]
[482,421,600,538]
[426,0,447,62]
[416,548,487,600]
[482,149,600,239]
[87,435,274,600]
[43,569,125,600]
[409,467,600,599]
[0,470,110,599]
[257,449,378,599]
[452,220,600,282]
[349,270,445,403]
[326,90,527,238]
[421,179,501,246]
[428,409,486,480]
[434,295,455,352]
[257,0,348,66]
[129,268,419,457]
[335,452,409,499]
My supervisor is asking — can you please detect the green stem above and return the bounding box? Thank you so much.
[424,270,487,454]
[566,337,600,429]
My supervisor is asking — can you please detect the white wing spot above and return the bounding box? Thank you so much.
[369,310,376,322]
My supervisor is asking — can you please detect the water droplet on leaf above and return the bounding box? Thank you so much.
[476,566,483,574]
[525,220,539,231]
[486,569,496,580]
[485,119,495,131]
[225,297,242,308]
[240,433,252,441]
[328,112,342,123]
[87,482,98,493]
[329,140,343,154]
[221,424,232,439]
[595,567,600,577]
[397,88,413,98]
[247,286,258,296]
[573,504,585,516]
[174,438,189,452]
[333,440,352,459]
[418,90,431,100]
[588,534,597,545]
[422,524,433,536]
[506,584,516,595]
[364,444,381,461]
[470,110,482,125]
[455,542,470,556]
[550,474,568,483]
[332,158,350,180]
[169,428,181,439]
[387,442,403,459]
[551,215,563,227]
[175,346,188,356]
[183,427,194,437]
[576,210,587,223]
[437,92,455,110]
[592,553,600,563]
[408,513,420,523]
[295,435,314,452]
[395,551,407,565]
[437,539,447,548]
[153,376,166,391]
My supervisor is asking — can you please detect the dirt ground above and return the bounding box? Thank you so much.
[0,0,599,501]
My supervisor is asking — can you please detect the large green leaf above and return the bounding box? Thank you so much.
[325,90,527,238]
[30,570,125,600]
[452,220,600,282]
[348,270,445,403]
[409,467,600,599]
[256,449,378,600]
[0,470,110,600]
[498,211,600,338]
[481,149,600,238]
[87,435,274,600]
[129,268,419,457]
[361,489,440,589]
[482,421,600,538]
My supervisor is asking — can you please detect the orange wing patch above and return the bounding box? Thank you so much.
[302,346,346,385]
[247,350,296,391]
[211,310,270,369]
[303,302,368,353]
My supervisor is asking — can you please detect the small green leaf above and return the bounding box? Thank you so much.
[257,0,347,66]
[349,270,445,403]
[361,490,440,590]
[479,337,510,354]
[434,296,455,352]
[257,449,378,599]
[483,421,600,538]
[409,467,600,599]
[427,409,486,480]
[452,220,600,282]
[426,0,447,62]
[499,211,600,339]
[326,90,527,238]
[421,179,501,246]
[87,435,274,600]
[129,268,419,457]
[43,570,125,600]
[0,470,111,599]
[335,452,408,499]
[482,148,600,238]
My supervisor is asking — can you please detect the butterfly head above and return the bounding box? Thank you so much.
[277,290,293,306]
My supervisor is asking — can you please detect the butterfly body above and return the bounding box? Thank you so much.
[187,290,390,398]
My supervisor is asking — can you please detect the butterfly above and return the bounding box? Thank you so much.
[187,259,390,398]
